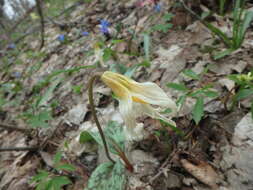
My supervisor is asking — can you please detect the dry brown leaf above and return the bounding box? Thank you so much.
[180,158,219,188]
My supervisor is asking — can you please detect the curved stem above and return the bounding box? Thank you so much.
[88,75,115,163]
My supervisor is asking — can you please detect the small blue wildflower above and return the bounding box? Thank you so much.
[99,19,110,34]
[8,43,16,49]
[12,71,22,78]
[81,31,89,36]
[57,34,65,42]
[154,3,161,12]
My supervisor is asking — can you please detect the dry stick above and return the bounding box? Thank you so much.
[0,123,30,133]
[0,146,39,152]
[0,124,37,152]
[36,0,45,49]
[88,75,115,164]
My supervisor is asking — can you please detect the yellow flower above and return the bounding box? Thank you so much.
[101,71,177,132]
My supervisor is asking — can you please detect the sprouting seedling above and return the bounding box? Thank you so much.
[88,71,178,171]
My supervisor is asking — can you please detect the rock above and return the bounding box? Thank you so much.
[221,113,253,190]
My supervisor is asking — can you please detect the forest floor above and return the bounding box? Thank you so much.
[0,0,253,190]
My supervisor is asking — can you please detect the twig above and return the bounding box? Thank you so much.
[35,0,45,49]
[143,150,178,187]
[0,123,30,133]
[0,146,39,152]
[88,74,115,163]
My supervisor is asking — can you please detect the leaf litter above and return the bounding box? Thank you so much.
[0,0,253,189]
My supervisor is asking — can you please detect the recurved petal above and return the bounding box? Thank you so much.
[130,82,177,111]
[138,103,177,127]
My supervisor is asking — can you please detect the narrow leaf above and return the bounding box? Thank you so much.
[56,164,76,172]
[203,90,219,98]
[143,33,150,61]
[240,10,253,41]
[53,151,62,165]
[183,69,200,80]
[235,88,253,101]
[167,83,188,92]
[193,97,204,124]
[79,131,94,144]
[214,48,234,60]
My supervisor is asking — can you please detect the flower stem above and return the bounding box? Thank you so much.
[88,74,115,163]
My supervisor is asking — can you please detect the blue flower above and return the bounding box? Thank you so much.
[81,31,89,36]
[8,43,16,49]
[99,19,110,34]
[154,3,161,12]
[57,34,65,41]
[12,71,22,78]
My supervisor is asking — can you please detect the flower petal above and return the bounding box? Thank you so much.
[118,96,136,130]
[137,103,177,127]
[101,74,129,100]
[130,82,177,112]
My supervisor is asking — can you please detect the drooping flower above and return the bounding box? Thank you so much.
[99,19,110,34]
[101,71,177,134]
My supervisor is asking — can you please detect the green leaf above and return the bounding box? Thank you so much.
[201,11,210,19]
[213,48,234,60]
[235,88,253,101]
[152,24,173,33]
[53,151,62,165]
[166,83,188,92]
[160,119,184,136]
[203,90,219,98]
[182,69,200,80]
[50,176,71,189]
[109,63,127,74]
[163,13,174,21]
[85,160,126,190]
[177,95,186,107]
[89,121,125,154]
[31,170,49,183]
[103,48,115,62]
[124,61,150,78]
[56,164,76,172]
[162,108,173,114]
[79,131,94,144]
[204,21,232,47]
[188,89,204,97]
[72,85,82,94]
[240,10,253,42]
[36,180,51,190]
[27,109,52,128]
[143,33,150,61]
[193,97,204,124]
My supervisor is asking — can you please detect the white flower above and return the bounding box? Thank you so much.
[101,71,177,135]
